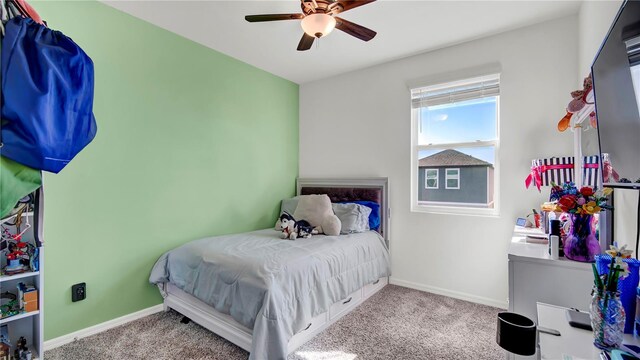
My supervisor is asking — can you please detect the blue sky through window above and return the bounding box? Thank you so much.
[419,97,497,144]
[418,96,497,164]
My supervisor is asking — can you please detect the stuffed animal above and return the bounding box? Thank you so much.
[558,74,596,132]
[278,212,317,240]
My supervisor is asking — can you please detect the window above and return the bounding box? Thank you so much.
[411,73,499,215]
[445,168,460,189]
[425,169,438,189]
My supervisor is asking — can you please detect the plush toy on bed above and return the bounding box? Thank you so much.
[278,212,317,240]
[274,194,342,237]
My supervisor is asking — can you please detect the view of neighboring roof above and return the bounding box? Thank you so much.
[419,149,492,167]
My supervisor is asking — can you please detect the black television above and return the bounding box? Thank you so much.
[592,0,640,189]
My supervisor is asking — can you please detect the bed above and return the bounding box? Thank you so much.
[149,178,391,360]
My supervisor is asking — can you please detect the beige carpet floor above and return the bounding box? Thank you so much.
[45,285,503,360]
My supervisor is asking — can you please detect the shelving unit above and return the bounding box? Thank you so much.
[0,310,40,326]
[1,189,44,359]
[0,271,39,283]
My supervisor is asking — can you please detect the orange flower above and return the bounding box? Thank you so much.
[581,201,601,215]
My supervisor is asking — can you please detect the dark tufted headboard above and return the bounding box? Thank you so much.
[299,187,382,205]
[297,178,389,247]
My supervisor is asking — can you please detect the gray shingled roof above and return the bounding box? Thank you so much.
[419,149,492,167]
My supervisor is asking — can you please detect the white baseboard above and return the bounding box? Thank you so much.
[44,304,164,351]
[390,277,508,309]
[44,280,505,352]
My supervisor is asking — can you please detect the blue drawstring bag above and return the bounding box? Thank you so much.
[1,16,97,173]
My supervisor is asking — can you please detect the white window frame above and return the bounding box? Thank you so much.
[445,168,460,189]
[410,73,500,217]
[425,169,439,189]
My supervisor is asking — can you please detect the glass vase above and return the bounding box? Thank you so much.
[564,213,600,262]
[590,290,625,350]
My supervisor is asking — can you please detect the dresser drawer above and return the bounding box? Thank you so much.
[363,277,387,297]
[329,289,362,320]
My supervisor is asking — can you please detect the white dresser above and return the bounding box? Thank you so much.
[508,226,594,321]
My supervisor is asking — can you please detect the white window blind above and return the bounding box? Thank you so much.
[411,74,500,109]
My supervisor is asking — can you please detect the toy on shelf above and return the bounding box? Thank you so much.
[0,292,19,319]
[4,241,29,275]
[1,238,36,276]
[1,207,38,276]
[17,283,38,313]
[14,336,31,360]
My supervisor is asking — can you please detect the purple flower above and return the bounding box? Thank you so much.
[577,197,586,205]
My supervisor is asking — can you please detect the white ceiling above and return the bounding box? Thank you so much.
[103,0,582,84]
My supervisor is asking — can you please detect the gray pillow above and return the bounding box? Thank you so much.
[332,203,371,234]
[280,196,299,216]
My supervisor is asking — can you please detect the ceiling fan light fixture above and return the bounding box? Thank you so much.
[301,13,336,38]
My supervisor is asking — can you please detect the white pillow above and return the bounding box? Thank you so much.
[332,203,371,234]
[293,194,333,230]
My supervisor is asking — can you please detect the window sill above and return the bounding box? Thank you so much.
[411,204,500,218]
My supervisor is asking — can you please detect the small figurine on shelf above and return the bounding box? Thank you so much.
[4,241,30,275]
[14,336,29,360]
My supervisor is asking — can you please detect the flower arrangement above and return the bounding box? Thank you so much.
[549,182,612,262]
[550,182,612,215]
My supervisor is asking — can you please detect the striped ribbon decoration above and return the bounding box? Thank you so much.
[582,155,600,188]
[525,155,609,191]
[541,157,574,186]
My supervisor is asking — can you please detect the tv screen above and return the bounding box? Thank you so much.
[592,0,640,189]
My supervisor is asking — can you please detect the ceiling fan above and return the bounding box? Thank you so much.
[245,0,377,51]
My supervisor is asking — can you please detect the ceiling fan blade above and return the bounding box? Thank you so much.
[332,0,376,15]
[297,33,315,51]
[245,13,304,22]
[334,17,376,42]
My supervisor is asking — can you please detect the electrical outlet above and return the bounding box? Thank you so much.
[71,283,86,302]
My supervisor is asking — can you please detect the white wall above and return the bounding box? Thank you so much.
[578,0,622,77]
[299,16,578,308]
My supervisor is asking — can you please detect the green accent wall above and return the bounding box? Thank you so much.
[33,1,299,340]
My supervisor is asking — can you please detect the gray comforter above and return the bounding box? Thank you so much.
[149,229,390,360]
